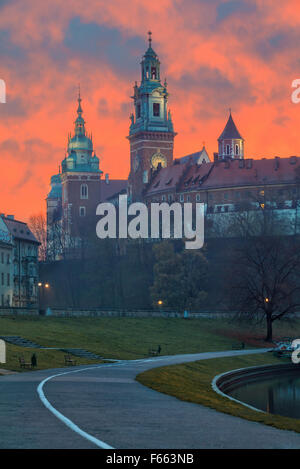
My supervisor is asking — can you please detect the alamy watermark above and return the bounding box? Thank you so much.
[0,339,6,364]
[96,195,205,249]
[291,339,300,364]
[0,79,6,103]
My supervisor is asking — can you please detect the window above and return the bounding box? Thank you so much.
[151,67,157,79]
[153,103,160,117]
[137,104,141,119]
[7,273,10,286]
[186,195,190,202]
[226,145,230,155]
[196,194,201,202]
[162,195,166,202]
[235,144,239,155]
[180,194,184,202]
[80,184,88,199]
[79,207,86,217]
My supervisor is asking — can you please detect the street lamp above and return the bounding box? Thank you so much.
[38,282,50,314]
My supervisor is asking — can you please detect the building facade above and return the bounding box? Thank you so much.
[0,216,13,306]
[1,215,39,307]
[47,34,300,254]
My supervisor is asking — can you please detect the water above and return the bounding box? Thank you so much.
[228,372,300,418]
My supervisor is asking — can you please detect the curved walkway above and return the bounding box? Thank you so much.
[0,348,300,449]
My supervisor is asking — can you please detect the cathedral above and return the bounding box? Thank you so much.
[47,34,300,258]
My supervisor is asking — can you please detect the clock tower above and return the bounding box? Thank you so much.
[128,32,176,201]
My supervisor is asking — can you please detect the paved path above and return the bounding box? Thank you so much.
[0,348,300,449]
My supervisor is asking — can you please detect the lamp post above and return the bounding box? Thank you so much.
[38,282,50,315]
[157,299,163,315]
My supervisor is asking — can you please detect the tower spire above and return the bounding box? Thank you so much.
[148,30,152,47]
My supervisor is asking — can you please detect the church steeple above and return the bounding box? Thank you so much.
[129,32,174,136]
[141,31,161,83]
[74,85,86,137]
[61,88,100,174]
[128,33,176,201]
[218,110,244,160]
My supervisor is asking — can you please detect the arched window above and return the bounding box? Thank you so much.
[235,144,239,155]
[80,184,88,199]
[151,67,157,79]
[226,145,230,155]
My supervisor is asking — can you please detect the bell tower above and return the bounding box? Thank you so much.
[128,32,176,201]
[218,110,244,160]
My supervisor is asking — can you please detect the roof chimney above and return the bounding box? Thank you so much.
[246,159,253,169]
[274,156,280,170]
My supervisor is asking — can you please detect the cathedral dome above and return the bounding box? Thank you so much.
[68,134,93,152]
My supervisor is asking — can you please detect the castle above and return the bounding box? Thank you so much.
[47,34,300,258]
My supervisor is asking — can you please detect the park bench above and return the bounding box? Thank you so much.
[19,356,32,369]
[273,349,291,358]
[148,346,161,356]
[232,342,245,350]
[64,354,77,366]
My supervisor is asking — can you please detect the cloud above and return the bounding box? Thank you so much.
[63,17,145,76]
[216,0,256,21]
[174,66,257,113]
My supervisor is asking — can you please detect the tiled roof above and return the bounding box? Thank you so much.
[146,162,189,196]
[218,113,243,140]
[145,156,300,196]
[179,156,300,192]
[176,146,210,165]
[3,218,39,244]
[100,180,127,202]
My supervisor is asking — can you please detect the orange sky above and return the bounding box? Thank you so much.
[1,0,300,220]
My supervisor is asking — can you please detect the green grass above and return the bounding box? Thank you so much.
[0,315,299,362]
[0,343,102,373]
[137,353,300,433]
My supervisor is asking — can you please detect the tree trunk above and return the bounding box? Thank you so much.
[265,314,273,342]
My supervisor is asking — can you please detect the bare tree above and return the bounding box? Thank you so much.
[229,234,300,341]
[28,213,47,261]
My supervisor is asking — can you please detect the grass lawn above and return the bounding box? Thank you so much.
[0,343,102,373]
[0,315,299,363]
[136,353,300,433]
[0,316,240,362]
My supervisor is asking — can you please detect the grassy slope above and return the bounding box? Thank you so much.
[0,316,249,360]
[137,353,300,433]
[0,343,101,373]
[0,315,299,372]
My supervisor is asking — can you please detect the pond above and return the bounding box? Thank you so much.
[228,372,300,419]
